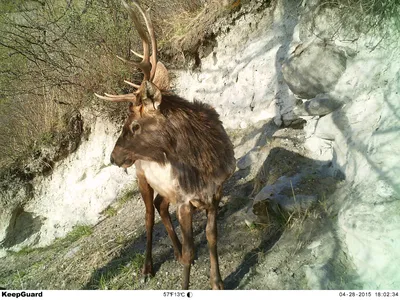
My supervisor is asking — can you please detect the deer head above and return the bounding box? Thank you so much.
[95,0,170,169]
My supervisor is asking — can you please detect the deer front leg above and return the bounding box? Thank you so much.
[154,194,183,261]
[137,173,155,278]
[206,203,224,290]
[177,202,194,290]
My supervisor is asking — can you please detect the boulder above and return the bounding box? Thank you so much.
[282,42,347,99]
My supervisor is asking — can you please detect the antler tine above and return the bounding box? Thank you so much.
[94,93,136,103]
[116,55,147,84]
[146,8,158,81]
[130,49,144,59]
[124,80,141,89]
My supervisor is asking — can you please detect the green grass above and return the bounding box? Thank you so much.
[102,206,118,218]
[245,221,265,232]
[130,253,145,271]
[7,224,93,259]
[63,225,93,243]
[14,246,36,256]
[100,189,135,218]
[93,253,145,290]
[98,274,109,290]
[118,190,135,206]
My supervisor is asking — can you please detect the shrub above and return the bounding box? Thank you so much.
[0,0,209,171]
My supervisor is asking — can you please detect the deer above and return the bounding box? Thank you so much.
[95,0,235,290]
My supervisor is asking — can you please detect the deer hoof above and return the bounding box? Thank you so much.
[140,273,153,284]
[142,264,154,279]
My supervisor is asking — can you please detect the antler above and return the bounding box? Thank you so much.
[120,0,157,82]
[95,0,158,103]
[94,93,137,102]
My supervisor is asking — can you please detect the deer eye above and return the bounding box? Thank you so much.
[130,121,141,134]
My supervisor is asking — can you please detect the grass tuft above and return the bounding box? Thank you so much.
[102,206,118,218]
[101,189,135,218]
[63,225,93,244]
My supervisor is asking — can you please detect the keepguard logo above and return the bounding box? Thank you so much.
[1,291,43,298]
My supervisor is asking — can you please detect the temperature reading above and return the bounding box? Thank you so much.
[163,291,191,298]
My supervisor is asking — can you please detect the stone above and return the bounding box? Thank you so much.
[282,42,347,99]
[293,94,342,116]
[236,147,261,170]
[304,264,331,289]
[269,194,318,212]
[64,246,81,259]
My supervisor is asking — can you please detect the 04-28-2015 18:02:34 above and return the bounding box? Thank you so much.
[339,292,399,298]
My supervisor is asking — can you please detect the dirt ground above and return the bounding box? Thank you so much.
[0,120,356,290]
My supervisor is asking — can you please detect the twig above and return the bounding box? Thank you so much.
[105,245,123,257]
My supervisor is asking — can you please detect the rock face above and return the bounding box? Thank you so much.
[174,1,287,129]
[330,56,400,289]
[0,113,137,252]
[0,173,33,251]
[293,7,400,290]
[26,114,137,248]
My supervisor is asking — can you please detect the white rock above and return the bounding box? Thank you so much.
[236,147,261,170]
[304,264,330,289]
[0,248,6,258]
[15,114,137,248]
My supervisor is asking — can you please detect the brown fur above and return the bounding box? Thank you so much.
[112,92,235,195]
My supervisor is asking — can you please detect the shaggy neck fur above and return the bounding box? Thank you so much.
[157,93,235,194]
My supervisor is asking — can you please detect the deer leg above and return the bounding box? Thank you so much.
[178,202,194,290]
[206,198,224,289]
[137,173,155,278]
[154,194,183,261]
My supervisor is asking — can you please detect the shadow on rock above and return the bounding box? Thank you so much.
[222,146,346,290]
[1,206,43,249]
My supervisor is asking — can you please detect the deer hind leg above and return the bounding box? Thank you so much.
[177,202,194,290]
[154,194,183,261]
[137,173,155,278]
[206,190,224,290]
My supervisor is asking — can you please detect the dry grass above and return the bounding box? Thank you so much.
[316,0,400,39]
[0,94,65,169]
[323,0,399,19]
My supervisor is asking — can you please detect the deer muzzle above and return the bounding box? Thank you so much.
[110,151,134,168]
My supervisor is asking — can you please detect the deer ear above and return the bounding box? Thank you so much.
[153,62,170,91]
[141,81,162,111]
